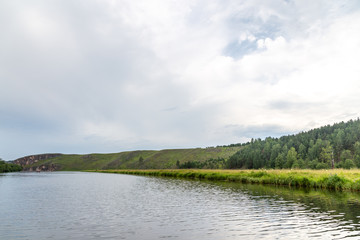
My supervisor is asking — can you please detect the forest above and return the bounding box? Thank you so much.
[0,159,23,173]
[226,119,360,169]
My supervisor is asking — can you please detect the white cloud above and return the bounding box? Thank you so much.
[1,0,360,159]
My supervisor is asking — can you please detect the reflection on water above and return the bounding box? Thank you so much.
[1,172,360,239]
[211,181,360,239]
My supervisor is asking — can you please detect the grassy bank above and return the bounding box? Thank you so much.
[92,169,360,191]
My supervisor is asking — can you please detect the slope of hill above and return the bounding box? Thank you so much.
[19,146,241,171]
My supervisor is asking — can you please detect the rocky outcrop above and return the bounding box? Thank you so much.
[26,163,60,172]
[12,154,62,171]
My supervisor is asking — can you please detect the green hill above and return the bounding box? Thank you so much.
[15,119,360,171]
[18,146,241,171]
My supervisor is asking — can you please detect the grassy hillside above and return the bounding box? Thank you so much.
[19,119,360,171]
[23,146,241,171]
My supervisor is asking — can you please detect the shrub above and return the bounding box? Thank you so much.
[344,159,355,169]
[308,160,318,169]
[316,162,330,169]
[249,170,268,178]
[335,161,344,168]
[324,174,346,189]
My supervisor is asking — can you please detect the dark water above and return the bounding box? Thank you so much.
[1,172,360,239]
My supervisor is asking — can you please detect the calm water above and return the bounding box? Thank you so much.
[1,172,360,239]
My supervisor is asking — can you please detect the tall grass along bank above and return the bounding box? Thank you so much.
[91,169,360,191]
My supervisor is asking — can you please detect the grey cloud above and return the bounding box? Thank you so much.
[267,100,314,111]
[1,0,360,160]
[162,106,179,112]
[227,124,296,140]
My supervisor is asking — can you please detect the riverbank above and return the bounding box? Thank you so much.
[91,169,360,191]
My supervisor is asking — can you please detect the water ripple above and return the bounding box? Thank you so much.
[1,172,360,239]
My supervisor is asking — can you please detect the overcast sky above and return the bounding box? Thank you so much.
[1,0,360,160]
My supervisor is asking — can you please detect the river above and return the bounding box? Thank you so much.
[1,172,360,239]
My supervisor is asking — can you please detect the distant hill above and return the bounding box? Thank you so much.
[16,147,241,171]
[14,119,360,171]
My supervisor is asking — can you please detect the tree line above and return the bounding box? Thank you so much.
[0,159,23,173]
[227,119,360,169]
[177,157,226,169]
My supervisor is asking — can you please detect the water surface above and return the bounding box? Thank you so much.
[1,172,360,239]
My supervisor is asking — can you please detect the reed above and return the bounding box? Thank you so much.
[89,169,360,191]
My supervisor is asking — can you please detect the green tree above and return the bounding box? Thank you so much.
[263,139,272,168]
[354,142,360,156]
[334,129,345,161]
[0,158,22,173]
[316,162,330,169]
[319,145,333,165]
[298,143,307,160]
[344,159,355,169]
[270,144,281,168]
[298,158,305,169]
[292,158,300,169]
[286,147,298,169]
[275,154,284,169]
[340,150,352,162]
[308,159,319,169]
[354,155,360,168]
[308,140,318,160]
